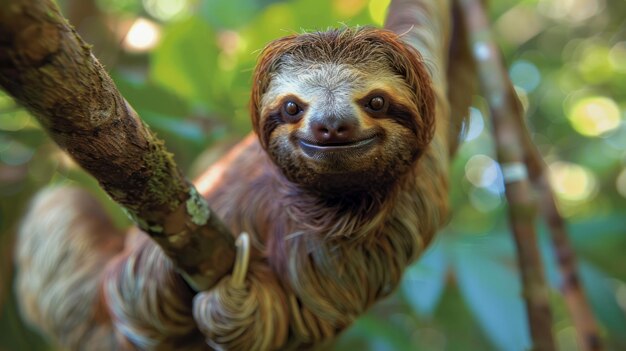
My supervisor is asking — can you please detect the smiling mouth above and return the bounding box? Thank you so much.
[298,136,378,158]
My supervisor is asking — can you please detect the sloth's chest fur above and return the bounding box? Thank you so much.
[270,178,428,339]
[204,141,447,344]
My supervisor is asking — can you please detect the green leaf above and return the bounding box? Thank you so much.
[200,0,263,29]
[334,315,416,351]
[150,17,222,109]
[402,238,449,316]
[240,0,336,54]
[453,240,531,351]
[113,74,190,117]
[568,216,626,281]
[578,261,626,341]
[140,111,205,143]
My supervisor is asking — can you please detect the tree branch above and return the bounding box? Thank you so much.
[537,174,603,351]
[519,118,604,351]
[0,0,235,291]
[456,0,557,350]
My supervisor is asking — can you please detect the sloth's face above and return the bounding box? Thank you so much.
[251,28,435,194]
[260,60,424,193]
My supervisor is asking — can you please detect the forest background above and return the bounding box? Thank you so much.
[0,0,625,350]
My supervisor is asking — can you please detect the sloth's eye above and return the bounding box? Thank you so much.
[369,96,385,111]
[284,101,300,116]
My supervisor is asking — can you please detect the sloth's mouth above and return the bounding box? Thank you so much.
[298,135,378,158]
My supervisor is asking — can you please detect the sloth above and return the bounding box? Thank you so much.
[15,22,471,350]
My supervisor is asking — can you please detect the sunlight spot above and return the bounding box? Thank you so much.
[474,42,490,61]
[143,0,187,21]
[124,18,161,53]
[462,107,485,142]
[465,155,501,189]
[567,96,621,137]
[495,5,544,45]
[549,161,597,202]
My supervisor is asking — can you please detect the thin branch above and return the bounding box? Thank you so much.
[0,0,235,291]
[521,130,604,350]
[465,0,604,347]
[536,175,603,351]
[457,0,557,350]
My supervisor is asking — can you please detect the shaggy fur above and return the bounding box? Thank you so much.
[200,27,451,348]
[15,20,471,350]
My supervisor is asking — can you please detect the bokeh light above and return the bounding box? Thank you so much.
[510,60,541,93]
[538,0,605,23]
[549,161,597,202]
[123,18,161,52]
[465,155,500,189]
[567,96,621,137]
[495,4,544,46]
[3,1,626,350]
[462,107,485,142]
[143,0,188,22]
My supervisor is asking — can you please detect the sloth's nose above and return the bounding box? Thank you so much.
[310,116,358,144]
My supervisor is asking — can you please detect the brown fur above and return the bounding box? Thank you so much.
[196,27,450,347]
[251,28,435,151]
[15,21,471,350]
[15,187,123,350]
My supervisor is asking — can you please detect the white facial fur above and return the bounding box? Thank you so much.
[261,58,414,126]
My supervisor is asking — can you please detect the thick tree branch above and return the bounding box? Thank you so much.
[457,0,557,350]
[0,0,235,291]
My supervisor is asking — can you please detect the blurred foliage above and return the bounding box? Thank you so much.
[1,0,625,350]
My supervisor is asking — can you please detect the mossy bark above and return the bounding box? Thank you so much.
[0,0,235,291]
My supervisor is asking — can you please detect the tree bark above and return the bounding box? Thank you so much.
[0,0,235,291]
[457,0,557,350]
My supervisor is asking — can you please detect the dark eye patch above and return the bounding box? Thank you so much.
[262,111,283,146]
[386,103,419,135]
[358,90,419,135]
[261,95,308,145]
